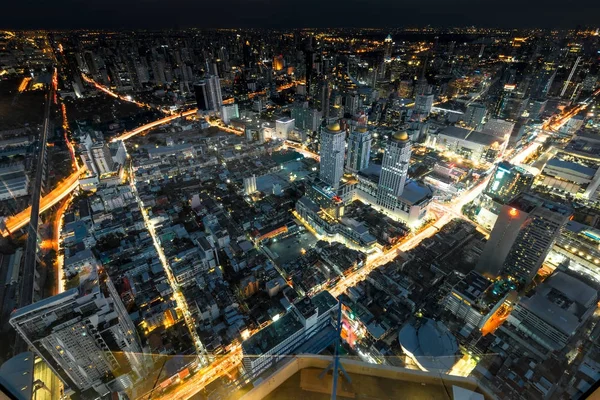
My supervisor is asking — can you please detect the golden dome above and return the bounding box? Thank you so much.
[393,131,409,141]
[357,127,368,133]
[327,122,341,132]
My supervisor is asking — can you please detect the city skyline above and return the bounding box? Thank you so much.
[0,23,599,400]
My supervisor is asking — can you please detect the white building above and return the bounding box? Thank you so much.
[244,175,257,195]
[275,117,295,140]
[221,103,239,124]
[346,127,372,173]
[431,126,508,163]
[319,122,346,189]
[377,131,411,209]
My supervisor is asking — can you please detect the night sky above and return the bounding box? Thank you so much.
[1,0,599,29]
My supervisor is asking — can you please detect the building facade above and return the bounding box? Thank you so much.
[346,127,372,173]
[319,122,346,189]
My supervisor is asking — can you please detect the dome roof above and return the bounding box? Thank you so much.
[393,131,409,141]
[326,122,341,132]
[356,127,368,133]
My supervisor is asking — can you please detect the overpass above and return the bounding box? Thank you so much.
[2,167,86,236]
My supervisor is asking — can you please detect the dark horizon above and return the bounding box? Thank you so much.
[1,0,599,30]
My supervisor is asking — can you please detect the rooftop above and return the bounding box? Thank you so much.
[439,126,503,146]
[508,192,573,216]
[545,157,597,177]
[519,271,598,335]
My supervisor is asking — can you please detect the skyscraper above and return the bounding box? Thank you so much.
[10,269,147,397]
[484,161,534,204]
[463,103,487,130]
[377,131,411,210]
[319,122,345,189]
[194,75,222,112]
[383,34,393,60]
[346,127,372,173]
[476,193,572,285]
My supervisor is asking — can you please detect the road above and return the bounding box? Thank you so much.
[129,165,210,368]
[2,168,85,236]
[112,109,198,141]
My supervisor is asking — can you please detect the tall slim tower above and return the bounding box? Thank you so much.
[194,75,222,112]
[384,34,393,61]
[319,122,346,189]
[346,127,372,172]
[377,131,411,210]
[10,269,147,396]
[476,193,572,285]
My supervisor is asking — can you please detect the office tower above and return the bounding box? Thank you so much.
[506,271,597,352]
[221,103,239,124]
[291,103,322,132]
[243,175,257,195]
[194,75,222,112]
[91,142,114,174]
[10,270,147,397]
[476,193,572,285]
[346,127,372,172]
[384,34,393,60]
[344,93,359,115]
[319,122,345,189]
[305,38,315,97]
[377,131,411,210]
[463,103,487,130]
[484,161,534,204]
[413,93,434,116]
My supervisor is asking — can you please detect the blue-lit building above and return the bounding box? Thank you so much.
[484,161,534,204]
[242,291,338,378]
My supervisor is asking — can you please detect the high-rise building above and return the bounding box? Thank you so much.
[476,193,572,285]
[243,175,257,195]
[377,131,411,210]
[291,103,322,132]
[484,161,534,204]
[463,103,487,130]
[413,93,434,117]
[194,75,222,112]
[319,122,346,189]
[10,269,147,397]
[383,34,393,60]
[346,127,372,172]
[221,103,239,124]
